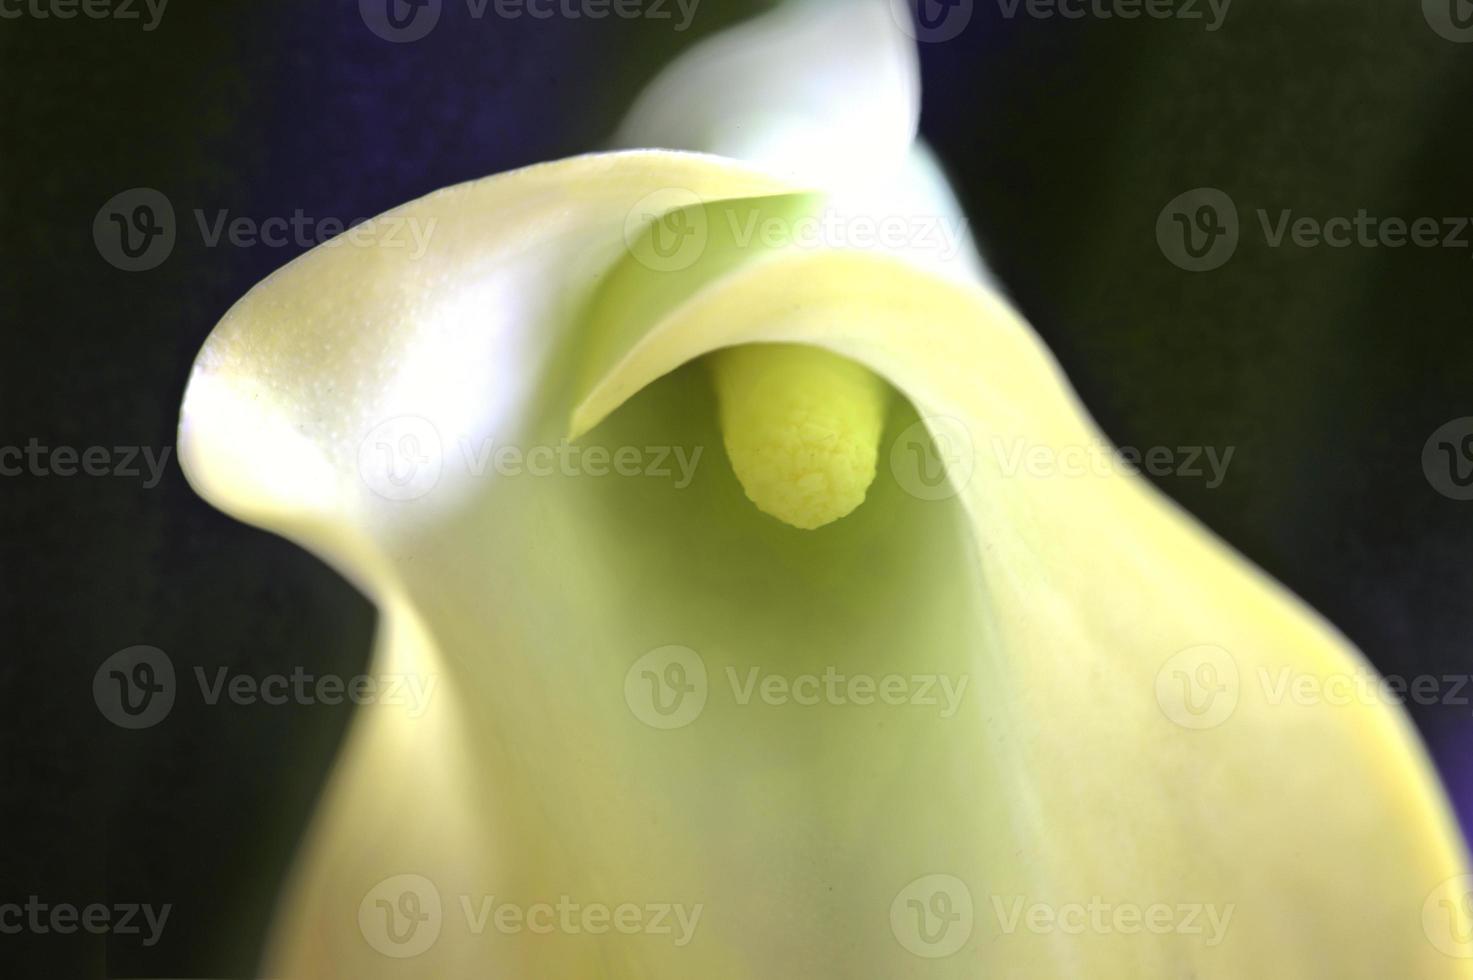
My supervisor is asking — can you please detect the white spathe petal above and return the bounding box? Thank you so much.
[614,0,920,192]
[177,152,1470,979]
[178,151,795,583]
[615,1,991,285]
[818,140,994,286]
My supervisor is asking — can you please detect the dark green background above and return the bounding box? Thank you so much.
[2,0,1471,975]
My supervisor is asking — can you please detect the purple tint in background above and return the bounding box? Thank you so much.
[5,2,1472,976]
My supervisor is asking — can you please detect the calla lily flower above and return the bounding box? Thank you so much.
[179,1,1469,976]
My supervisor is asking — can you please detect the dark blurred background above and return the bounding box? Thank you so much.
[2,0,1471,975]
